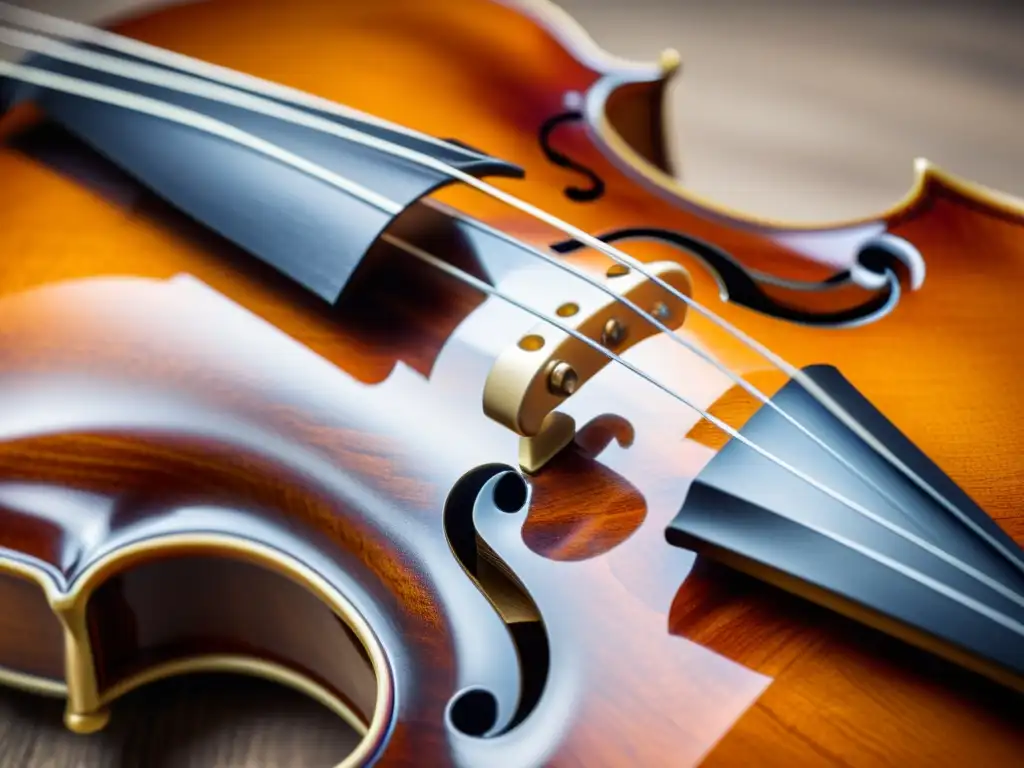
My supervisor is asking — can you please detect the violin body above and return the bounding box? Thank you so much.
[0,1,1021,765]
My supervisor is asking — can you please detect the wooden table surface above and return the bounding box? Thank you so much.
[1,0,1022,765]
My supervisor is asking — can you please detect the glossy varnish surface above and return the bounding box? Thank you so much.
[0,0,1022,765]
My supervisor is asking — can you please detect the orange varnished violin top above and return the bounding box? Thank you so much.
[0,1,1022,766]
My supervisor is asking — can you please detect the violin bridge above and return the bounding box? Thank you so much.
[483,261,692,474]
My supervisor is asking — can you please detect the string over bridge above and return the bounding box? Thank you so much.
[483,261,692,473]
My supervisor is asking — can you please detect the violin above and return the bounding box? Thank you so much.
[0,1,1021,765]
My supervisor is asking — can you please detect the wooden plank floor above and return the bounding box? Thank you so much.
[1,0,1022,765]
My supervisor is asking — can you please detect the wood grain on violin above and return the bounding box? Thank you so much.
[0,0,1022,766]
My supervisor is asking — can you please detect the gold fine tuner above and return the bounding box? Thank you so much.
[482,261,693,474]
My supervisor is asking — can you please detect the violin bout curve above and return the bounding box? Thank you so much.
[0,406,398,766]
[504,0,682,78]
[513,0,1024,233]
[0,527,388,745]
[0,274,545,767]
[906,157,1024,225]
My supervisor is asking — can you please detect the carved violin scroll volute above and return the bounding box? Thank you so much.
[482,261,692,474]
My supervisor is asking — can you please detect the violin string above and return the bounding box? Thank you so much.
[0,26,956,557]
[384,233,1024,633]
[0,22,999,577]
[434,202,934,525]
[1,57,1022,612]
[0,20,938,540]
[7,9,1017,580]
[0,2,469,157]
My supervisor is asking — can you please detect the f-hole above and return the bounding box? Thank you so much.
[443,465,550,732]
[537,111,606,203]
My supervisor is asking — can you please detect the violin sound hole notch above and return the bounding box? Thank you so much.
[851,233,927,292]
[493,472,529,514]
[446,687,499,737]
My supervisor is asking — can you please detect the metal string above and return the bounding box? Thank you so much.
[4,6,1016,579]
[0,15,942,536]
[0,55,1022,615]
[384,233,1024,635]
[2,19,1017,580]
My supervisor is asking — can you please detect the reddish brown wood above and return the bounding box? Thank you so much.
[0,572,64,682]
[0,0,1021,766]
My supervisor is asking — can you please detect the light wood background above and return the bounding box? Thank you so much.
[1,0,1021,765]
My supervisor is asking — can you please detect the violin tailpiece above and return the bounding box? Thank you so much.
[668,364,1024,692]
